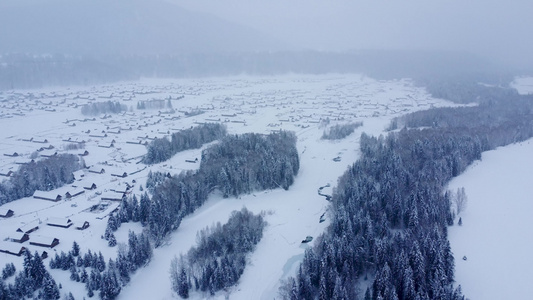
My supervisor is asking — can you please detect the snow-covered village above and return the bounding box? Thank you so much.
[2,1,533,300]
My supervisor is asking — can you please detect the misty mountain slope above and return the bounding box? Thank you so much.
[0,0,287,55]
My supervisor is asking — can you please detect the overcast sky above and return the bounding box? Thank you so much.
[176,0,533,67]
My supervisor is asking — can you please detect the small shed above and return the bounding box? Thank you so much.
[88,166,105,174]
[72,170,85,181]
[65,187,85,199]
[40,150,58,157]
[33,190,62,202]
[0,169,14,177]
[111,171,128,178]
[17,222,39,234]
[0,208,14,218]
[46,218,73,228]
[76,221,90,230]
[15,159,35,165]
[10,232,29,243]
[83,183,97,190]
[3,152,19,157]
[111,186,129,194]
[0,243,26,256]
[78,150,89,156]
[98,142,114,148]
[32,138,49,144]
[29,235,60,248]
[301,236,313,243]
[101,191,125,201]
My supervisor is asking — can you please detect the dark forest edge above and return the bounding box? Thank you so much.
[80,101,127,116]
[142,123,227,165]
[322,122,363,140]
[280,81,533,299]
[0,154,82,205]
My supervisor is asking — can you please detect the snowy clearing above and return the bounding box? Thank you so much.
[511,76,533,95]
[448,139,533,300]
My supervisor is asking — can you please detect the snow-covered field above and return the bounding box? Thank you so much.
[511,76,533,95]
[448,139,533,300]
[0,74,456,299]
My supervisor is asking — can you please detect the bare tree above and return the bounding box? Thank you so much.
[454,187,468,215]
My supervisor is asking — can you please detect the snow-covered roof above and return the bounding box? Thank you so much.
[101,191,125,201]
[110,184,129,193]
[0,242,25,254]
[30,235,58,246]
[88,165,105,173]
[72,169,85,180]
[0,207,14,216]
[9,231,28,241]
[66,187,85,197]
[39,149,57,157]
[33,190,62,201]
[46,217,72,227]
[17,221,39,233]
[0,168,13,176]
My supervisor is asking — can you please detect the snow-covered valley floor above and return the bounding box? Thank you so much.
[0,74,467,299]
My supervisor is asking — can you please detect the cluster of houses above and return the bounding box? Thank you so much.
[0,216,89,258]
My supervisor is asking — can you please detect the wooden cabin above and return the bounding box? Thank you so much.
[33,190,62,202]
[29,236,60,248]
[83,183,97,190]
[76,221,90,230]
[88,166,105,174]
[10,232,29,243]
[65,187,85,199]
[0,208,14,218]
[0,243,26,256]
[46,218,73,228]
[16,222,39,234]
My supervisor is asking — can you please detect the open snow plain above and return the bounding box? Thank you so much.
[448,139,533,300]
[0,74,455,299]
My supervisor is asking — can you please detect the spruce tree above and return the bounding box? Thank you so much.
[178,267,189,299]
[72,241,80,257]
[42,273,60,300]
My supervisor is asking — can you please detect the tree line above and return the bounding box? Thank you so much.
[80,101,127,116]
[47,232,152,300]
[170,208,266,298]
[136,99,174,110]
[0,251,60,300]
[0,154,82,205]
[142,123,227,164]
[322,122,363,140]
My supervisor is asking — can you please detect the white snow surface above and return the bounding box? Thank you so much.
[511,76,533,95]
[448,139,533,300]
[0,74,457,299]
